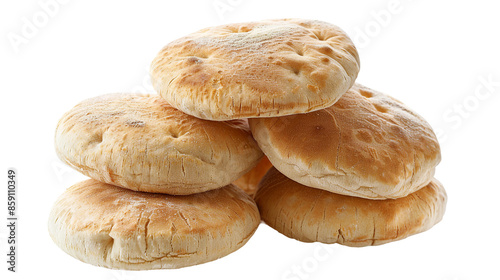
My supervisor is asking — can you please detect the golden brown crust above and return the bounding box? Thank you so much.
[254,168,447,246]
[151,18,360,120]
[55,93,262,194]
[249,84,441,199]
[48,179,260,270]
[232,155,273,196]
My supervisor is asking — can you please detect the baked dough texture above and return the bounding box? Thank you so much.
[55,93,262,195]
[151,18,360,120]
[254,167,447,246]
[233,155,273,196]
[48,179,260,270]
[249,84,441,199]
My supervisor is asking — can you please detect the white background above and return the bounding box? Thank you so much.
[1,0,499,279]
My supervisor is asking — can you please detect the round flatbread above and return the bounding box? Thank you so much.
[55,93,262,194]
[151,18,360,120]
[48,179,260,270]
[255,167,447,246]
[249,84,441,199]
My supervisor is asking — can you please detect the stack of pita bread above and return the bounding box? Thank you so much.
[49,19,446,270]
